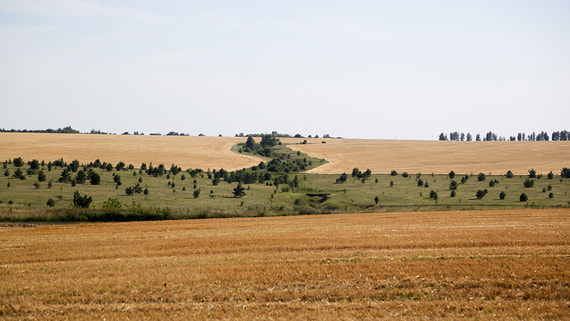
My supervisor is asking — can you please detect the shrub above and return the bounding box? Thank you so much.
[13,157,24,167]
[448,171,455,179]
[477,172,486,181]
[402,172,409,178]
[523,179,534,188]
[506,170,514,178]
[90,172,101,185]
[38,171,46,182]
[3,169,8,177]
[549,192,554,199]
[429,190,438,200]
[450,190,456,197]
[449,180,458,190]
[499,191,506,200]
[475,189,486,199]
[417,179,424,187]
[374,196,379,204]
[519,193,528,202]
[528,168,537,178]
[46,198,55,207]
[193,189,201,199]
[13,168,25,180]
[547,171,554,179]
[102,197,122,209]
[336,173,348,184]
[73,191,92,208]
[562,168,570,178]
[390,170,397,176]
[489,180,495,187]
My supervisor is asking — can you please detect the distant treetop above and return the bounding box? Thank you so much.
[0,126,80,134]
[438,130,569,141]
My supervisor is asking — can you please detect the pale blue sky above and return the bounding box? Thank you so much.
[1,1,569,139]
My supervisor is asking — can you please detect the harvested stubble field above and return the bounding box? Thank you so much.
[1,133,569,175]
[286,138,570,175]
[1,209,569,320]
[0,133,261,171]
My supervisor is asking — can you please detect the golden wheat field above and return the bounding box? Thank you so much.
[286,138,570,175]
[2,134,570,175]
[0,133,261,171]
[1,209,569,320]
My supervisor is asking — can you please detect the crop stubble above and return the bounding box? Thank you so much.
[1,209,568,320]
[0,133,261,171]
[2,134,569,175]
[286,138,570,175]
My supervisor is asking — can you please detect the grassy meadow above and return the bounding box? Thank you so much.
[0,154,568,222]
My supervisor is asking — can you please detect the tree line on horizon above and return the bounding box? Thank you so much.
[439,130,569,142]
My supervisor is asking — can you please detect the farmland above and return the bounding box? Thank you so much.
[1,133,569,175]
[0,133,569,319]
[1,209,569,320]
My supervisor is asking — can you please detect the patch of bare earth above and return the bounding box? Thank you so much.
[285,138,570,175]
[0,133,261,171]
[1,209,568,320]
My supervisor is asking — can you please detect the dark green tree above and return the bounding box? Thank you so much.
[429,190,438,200]
[528,168,536,178]
[233,183,246,198]
[475,189,486,199]
[374,196,379,204]
[499,191,506,200]
[449,180,458,190]
[519,193,528,202]
[13,168,25,180]
[90,172,101,185]
[76,170,87,184]
[477,173,486,181]
[38,171,46,182]
[13,157,24,167]
[245,136,256,150]
[73,191,92,208]
[448,171,455,179]
[506,170,514,178]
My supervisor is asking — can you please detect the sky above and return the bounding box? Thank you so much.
[1,0,569,139]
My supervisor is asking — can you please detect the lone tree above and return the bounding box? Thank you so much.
[520,193,528,202]
[477,173,486,181]
[374,196,379,205]
[475,189,486,199]
[528,168,537,178]
[448,171,455,179]
[73,191,92,208]
[429,190,438,200]
[233,183,246,198]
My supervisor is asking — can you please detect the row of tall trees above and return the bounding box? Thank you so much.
[439,131,569,141]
